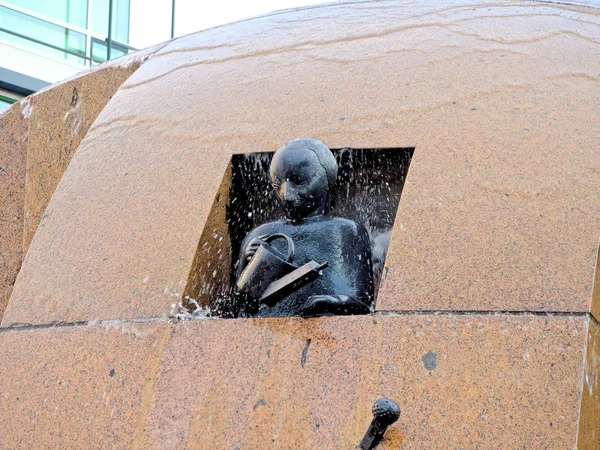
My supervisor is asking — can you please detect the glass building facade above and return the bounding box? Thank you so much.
[0,93,16,109]
[0,0,326,111]
[0,0,132,67]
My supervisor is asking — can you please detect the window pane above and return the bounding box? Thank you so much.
[114,0,129,43]
[91,0,108,36]
[0,6,87,64]
[91,39,126,64]
[0,96,17,111]
[91,0,130,43]
[5,0,87,28]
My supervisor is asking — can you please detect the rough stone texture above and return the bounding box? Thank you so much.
[22,63,158,254]
[577,318,600,449]
[140,314,586,449]
[0,45,165,323]
[4,1,600,326]
[0,104,28,319]
[591,249,600,322]
[0,322,170,449]
[0,314,593,449]
[183,163,233,308]
[0,3,598,448]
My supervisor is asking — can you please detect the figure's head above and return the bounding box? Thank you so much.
[270,138,338,221]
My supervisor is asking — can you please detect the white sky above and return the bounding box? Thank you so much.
[129,0,329,48]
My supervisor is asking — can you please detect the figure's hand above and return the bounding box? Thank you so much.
[244,242,260,262]
[300,294,370,317]
[243,236,268,263]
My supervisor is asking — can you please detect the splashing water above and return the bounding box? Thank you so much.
[185,147,413,317]
[169,297,212,321]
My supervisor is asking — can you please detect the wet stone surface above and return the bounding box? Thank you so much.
[0,323,170,449]
[141,314,586,449]
[4,0,600,325]
[0,106,28,319]
[421,351,437,371]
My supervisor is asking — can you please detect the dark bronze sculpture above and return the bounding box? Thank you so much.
[359,398,401,450]
[235,138,374,317]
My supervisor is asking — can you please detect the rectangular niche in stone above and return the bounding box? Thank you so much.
[184,146,414,318]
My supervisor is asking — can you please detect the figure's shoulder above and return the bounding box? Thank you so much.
[329,217,362,230]
[328,217,369,236]
[244,220,287,240]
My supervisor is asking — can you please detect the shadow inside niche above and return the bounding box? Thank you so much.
[183,147,414,318]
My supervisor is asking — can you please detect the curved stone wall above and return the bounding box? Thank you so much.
[4,0,600,325]
[0,1,599,448]
[0,44,166,319]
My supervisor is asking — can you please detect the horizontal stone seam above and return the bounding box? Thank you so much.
[375,309,591,318]
[0,310,594,333]
[0,316,170,333]
[527,0,598,9]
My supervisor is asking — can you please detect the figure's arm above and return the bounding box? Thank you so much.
[299,223,374,317]
[300,294,370,317]
[235,229,275,281]
[353,223,375,305]
[233,230,271,317]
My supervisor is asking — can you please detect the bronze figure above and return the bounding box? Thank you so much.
[235,138,374,317]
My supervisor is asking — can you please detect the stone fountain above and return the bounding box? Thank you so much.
[1,1,600,448]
